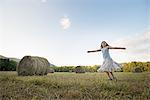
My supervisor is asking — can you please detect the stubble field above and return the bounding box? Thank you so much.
[0,72,150,100]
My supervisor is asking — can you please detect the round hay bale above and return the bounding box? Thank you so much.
[47,68,55,73]
[132,67,142,73]
[69,70,73,73]
[17,56,49,76]
[74,66,85,73]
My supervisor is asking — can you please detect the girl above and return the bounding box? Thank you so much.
[87,41,126,80]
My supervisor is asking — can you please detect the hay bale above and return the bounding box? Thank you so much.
[17,56,49,76]
[132,67,142,73]
[47,68,55,73]
[69,70,73,73]
[74,66,85,73]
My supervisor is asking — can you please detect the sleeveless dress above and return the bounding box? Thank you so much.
[97,46,121,72]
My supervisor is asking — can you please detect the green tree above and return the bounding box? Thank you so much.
[0,59,17,71]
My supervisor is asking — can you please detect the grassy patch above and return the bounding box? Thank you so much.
[0,72,150,100]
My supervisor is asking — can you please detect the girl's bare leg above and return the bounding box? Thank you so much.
[106,72,112,80]
[110,72,117,80]
[110,72,114,78]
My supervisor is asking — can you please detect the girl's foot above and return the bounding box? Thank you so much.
[113,77,117,81]
[108,78,113,81]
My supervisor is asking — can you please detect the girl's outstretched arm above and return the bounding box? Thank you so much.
[108,46,126,50]
[87,49,101,53]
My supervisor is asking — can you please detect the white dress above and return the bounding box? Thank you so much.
[97,46,121,72]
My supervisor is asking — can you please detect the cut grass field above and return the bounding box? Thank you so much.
[0,72,150,100]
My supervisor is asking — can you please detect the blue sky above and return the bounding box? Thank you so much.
[0,0,150,66]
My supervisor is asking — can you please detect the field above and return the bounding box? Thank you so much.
[0,72,150,100]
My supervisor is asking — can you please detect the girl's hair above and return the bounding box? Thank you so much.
[101,41,109,48]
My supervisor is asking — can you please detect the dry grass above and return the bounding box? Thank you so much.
[0,71,150,100]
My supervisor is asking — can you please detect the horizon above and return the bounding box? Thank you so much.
[0,0,150,66]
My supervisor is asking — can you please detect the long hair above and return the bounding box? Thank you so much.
[101,41,109,48]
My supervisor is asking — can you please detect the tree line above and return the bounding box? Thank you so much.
[52,61,150,72]
[0,58,150,72]
[0,59,17,71]
[122,61,150,72]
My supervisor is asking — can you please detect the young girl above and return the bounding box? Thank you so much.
[87,41,126,80]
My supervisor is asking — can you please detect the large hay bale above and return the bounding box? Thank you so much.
[17,56,49,76]
[74,66,85,73]
[132,67,142,73]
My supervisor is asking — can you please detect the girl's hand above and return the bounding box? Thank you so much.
[87,51,91,53]
[87,49,101,53]
[109,46,126,50]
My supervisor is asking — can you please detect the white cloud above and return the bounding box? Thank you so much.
[112,31,150,62]
[60,16,71,30]
[41,0,47,3]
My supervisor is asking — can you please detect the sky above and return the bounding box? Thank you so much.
[0,0,150,66]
